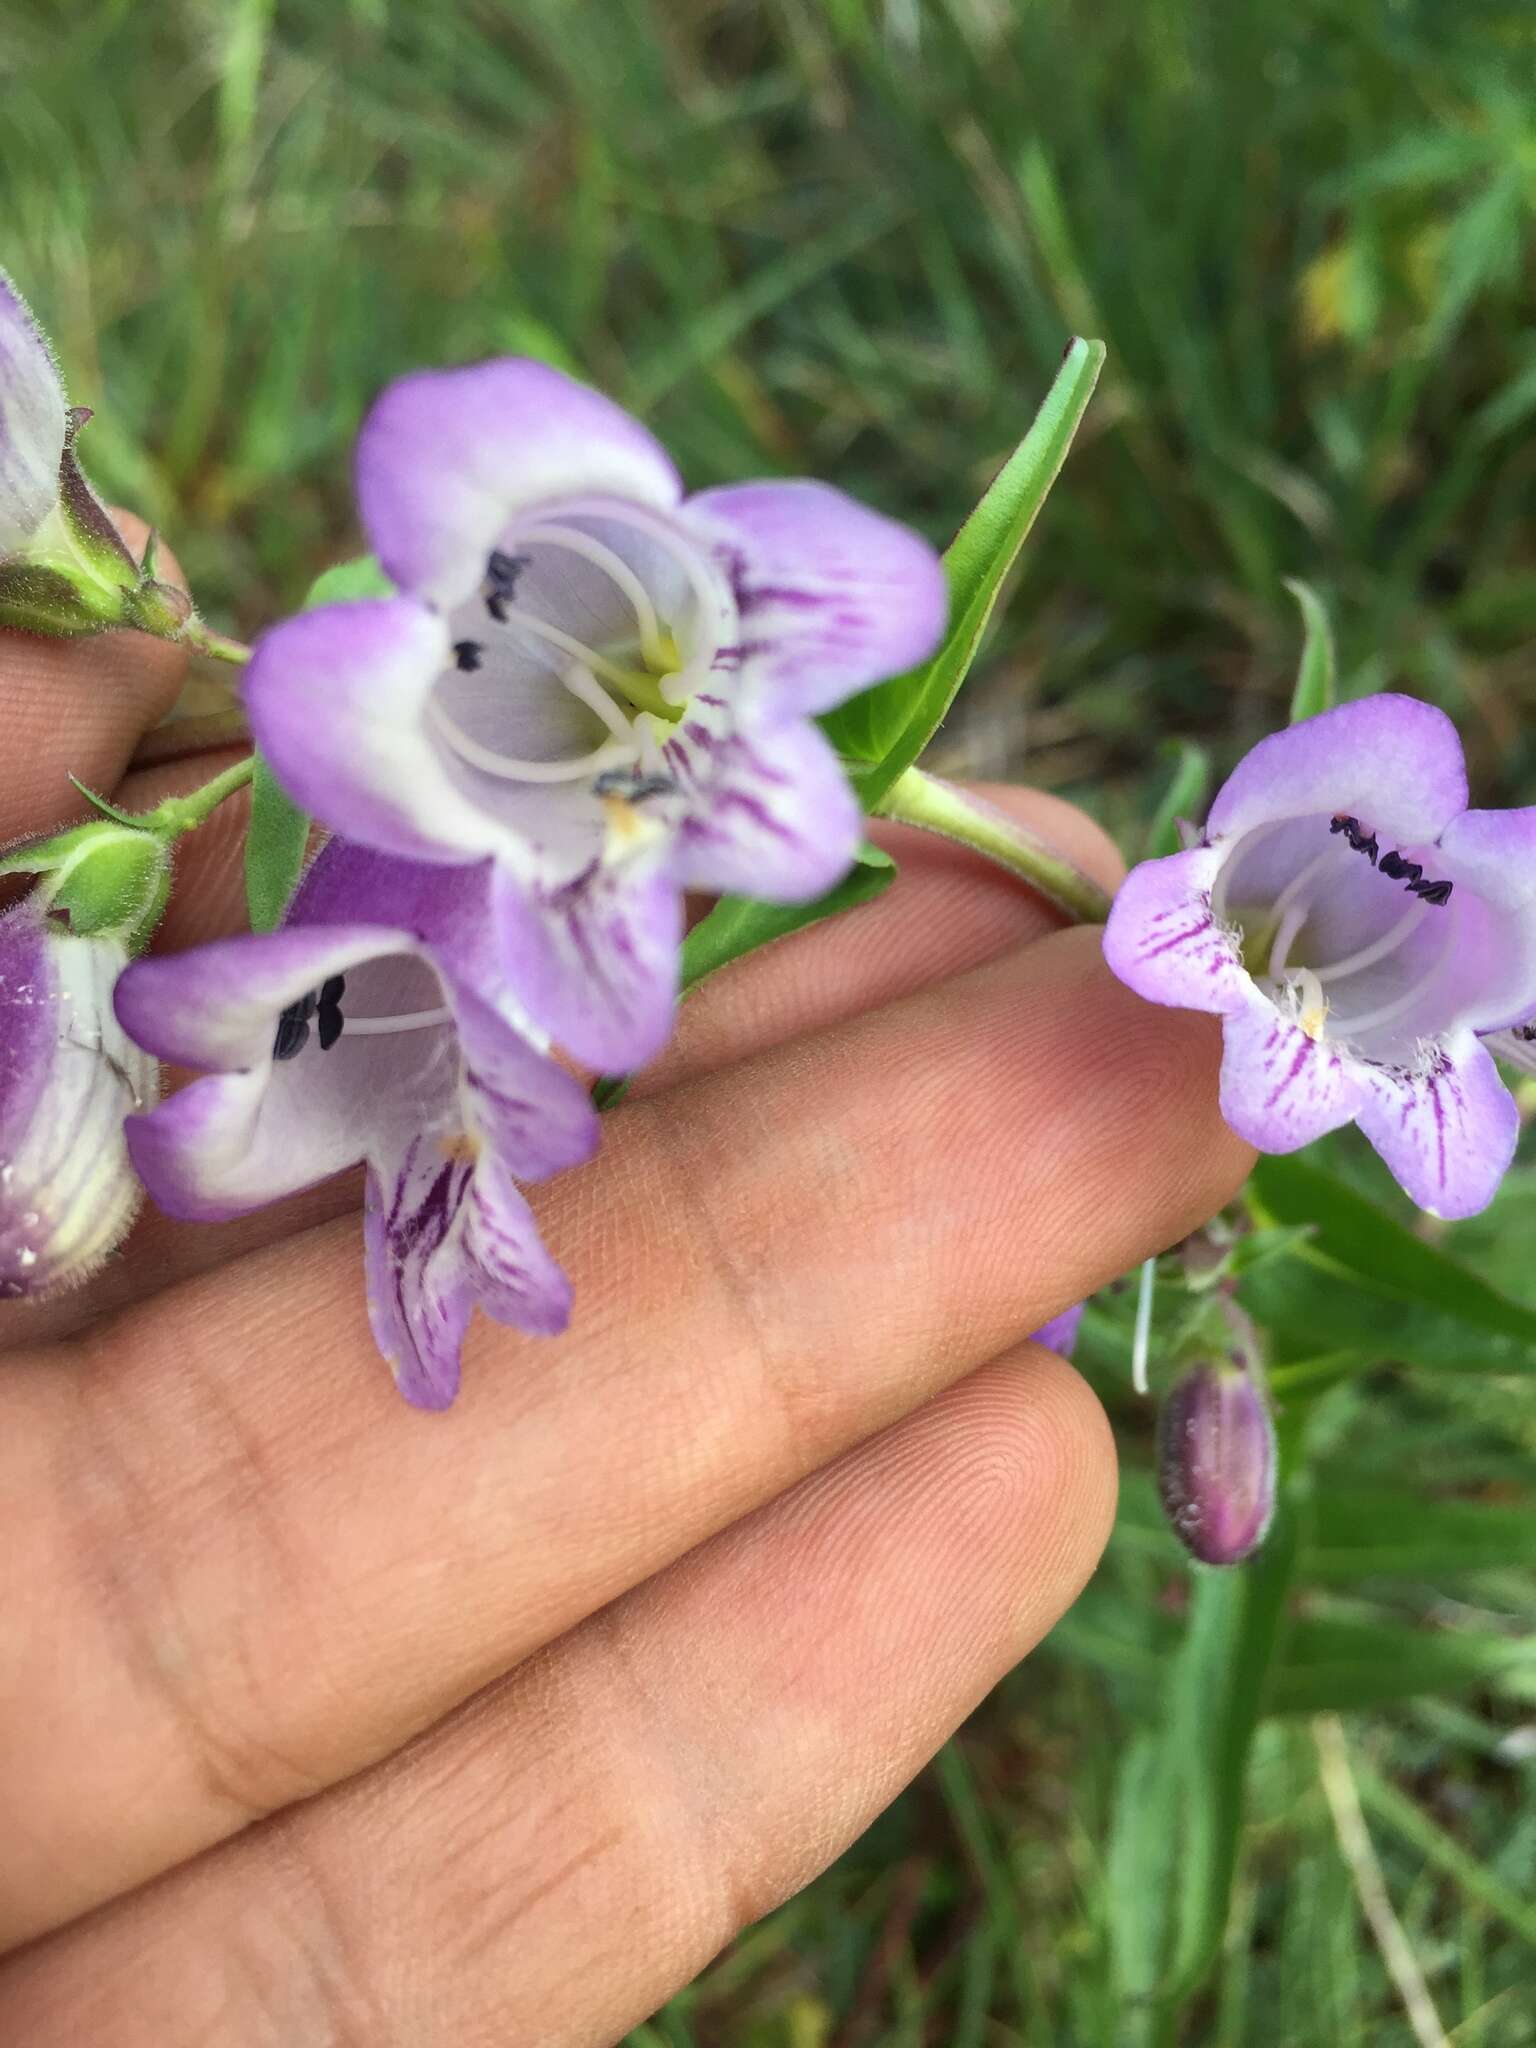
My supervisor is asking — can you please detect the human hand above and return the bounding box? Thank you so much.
[0,567,1250,2044]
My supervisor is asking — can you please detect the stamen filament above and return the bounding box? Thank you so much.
[430,696,636,783]
[498,610,654,698]
[561,498,727,686]
[341,1009,453,1036]
[1313,899,1426,984]
[1328,919,1457,1039]
[517,523,669,670]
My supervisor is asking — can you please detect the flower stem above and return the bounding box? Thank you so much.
[874,767,1111,924]
[142,755,257,837]
[183,620,253,667]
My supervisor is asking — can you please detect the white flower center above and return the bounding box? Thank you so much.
[429,504,730,794]
[1213,814,1462,1057]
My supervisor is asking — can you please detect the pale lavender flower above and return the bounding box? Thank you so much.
[1104,695,1536,1219]
[1,899,157,1297]
[114,842,599,1409]
[1156,1359,1276,1567]
[245,359,948,1071]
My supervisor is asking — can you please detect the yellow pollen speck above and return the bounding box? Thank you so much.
[440,1132,481,1164]
[1291,968,1329,1042]
[601,792,665,851]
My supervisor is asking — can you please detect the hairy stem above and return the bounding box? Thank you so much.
[874,766,1112,924]
[143,754,256,836]
[183,620,253,666]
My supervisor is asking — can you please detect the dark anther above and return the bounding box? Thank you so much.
[1379,850,1423,886]
[453,640,484,672]
[1330,815,1379,865]
[1410,877,1454,906]
[484,550,529,623]
[1517,1024,1536,1043]
[315,974,346,1051]
[273,991,317,1062]
[592,769,679,803]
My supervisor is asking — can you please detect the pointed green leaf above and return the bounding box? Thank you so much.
[1283,578,1336,724]
[1246,1155,1536,1367]
[243,753,310,933]
[823,338,1105,805]
[1144,741,1212,860]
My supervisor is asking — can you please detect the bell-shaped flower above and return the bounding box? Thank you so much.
[1156,1358,1276,1567]
[245,359,948,1071]
[0,268,187,639]
[1104,695,1536,1218]
[1,898,157,1296]
[114,841,600,1409]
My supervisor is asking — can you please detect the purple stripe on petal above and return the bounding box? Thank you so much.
[1354,1030,1517,1220]
[1217,995,1359,1155]
[1103,846,1244,1015]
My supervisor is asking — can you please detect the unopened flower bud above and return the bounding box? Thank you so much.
[1,900,157,1298]
[0,269,189,641]
[1156,1359,1276,1566]
[2,817,173,953]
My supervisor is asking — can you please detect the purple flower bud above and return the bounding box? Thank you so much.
[1156,1360,1276,1567]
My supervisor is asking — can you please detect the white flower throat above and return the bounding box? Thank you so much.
[429,510,727,791]
[1213,813,1457,1050]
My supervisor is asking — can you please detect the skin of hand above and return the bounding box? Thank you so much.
[0,521,1252,2046]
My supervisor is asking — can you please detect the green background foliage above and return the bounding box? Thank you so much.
[7,0,1536,2037]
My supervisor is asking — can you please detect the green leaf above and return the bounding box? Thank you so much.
[678,843,896,996]
[1270,1617,1536,1714]
[1144,741,1211,860]
[822,338,1105,806]
[302,553,394,605]
[591,846,897,1109]
[1246,1155,1536,1368]
[240,555,388,933]
[243,754,310,933]
[1308,1485,1536,1582]
[1283,578,1336,724]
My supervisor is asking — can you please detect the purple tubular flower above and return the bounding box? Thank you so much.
[1,900,157,1297]
[1104,695,1536,1219]
[114,842,600,1410]
[1030,1303,1085,1357]
[1156,1360,1276,1567]
[246,360,949,1071]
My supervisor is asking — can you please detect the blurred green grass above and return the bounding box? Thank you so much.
[7,0,1536,2038]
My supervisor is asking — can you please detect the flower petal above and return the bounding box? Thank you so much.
[1030,1303,1085,1357]
[455,981,600,1180]
[246,598,487,866]
[1102,846,1245,1014]
[356,360,682,610]
[1217,991,1361,1154]
[0,270,66,556]
[462,1152,573,1338]
[116,917,453,1221]
[363,1139,477,1410]
[1354,1030,1518,1220]
[1438,805,1536,911]
[685,480,949,721]
[666,712,861,902]
[1207,693,1467,846]
[491,853,683,1073]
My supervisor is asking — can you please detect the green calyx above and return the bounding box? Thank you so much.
[3,821,171,951]
[0,417,192,643]
[2,756,256,954]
